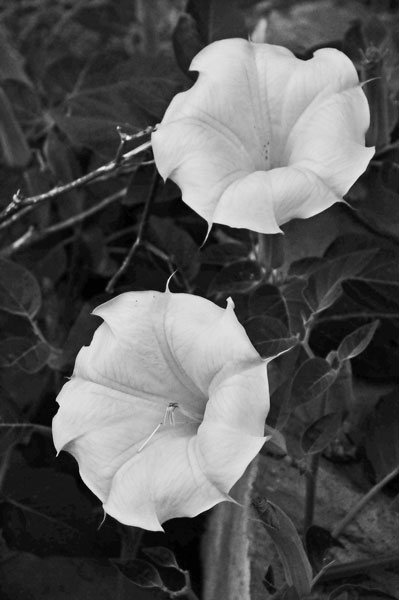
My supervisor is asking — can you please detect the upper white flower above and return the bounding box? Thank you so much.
[152,39,374,234]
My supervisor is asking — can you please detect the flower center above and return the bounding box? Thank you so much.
[137,402,179,453]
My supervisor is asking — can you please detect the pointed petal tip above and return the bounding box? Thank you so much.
[226,297,235,310]
[103,501,165,532]
[165,272,177,292]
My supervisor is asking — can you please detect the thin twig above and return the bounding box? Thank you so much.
[0,139,152,230]
[0,189,126,257]
[106,170,159,293]
[332,464,399,539]
[0,423,52,435]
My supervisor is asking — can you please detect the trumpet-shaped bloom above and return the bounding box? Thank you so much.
[52,290,269,531]
[152,39,374,234]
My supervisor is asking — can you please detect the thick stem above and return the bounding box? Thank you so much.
[303,451,321,533]
[303,391,327,533]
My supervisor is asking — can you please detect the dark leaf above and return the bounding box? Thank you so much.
[253,497,312,596]
[0,337,50,373]
[0,88,30,168]
[52,302,100,370]
[2,463,113,556]
[114,558,165,589]
[0,258,41,318]
[288,256,326,277]
[201,242,250,265]
[33,244,68,285]
[304,249,377,314]
[280,277,310,336]
[350,167,399,241]
[149,216,200,281]
[244,315,298,359]
[337,320,379,362]
[301,412,343,455]
[248,283,289,327]
[305,525,341,572]
[365,391,399,481]
[142,547,180,570]
[282,587,301,600]
[0,27,31,86]
[186,0,247,44]
[0,553,154,600]
[173,13,204,77]
[326,360,356,416]
[208,260,263,296]
[342,279,399,317]
[263,425,287,457]
[291,358,337,408]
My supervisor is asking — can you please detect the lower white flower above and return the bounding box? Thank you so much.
[52,290,269,531]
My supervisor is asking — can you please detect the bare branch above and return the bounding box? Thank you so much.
[0,188,127,257]
[0,138,153,231]
[106,170,160,293]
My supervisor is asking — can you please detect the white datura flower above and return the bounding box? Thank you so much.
[152,38,374,234]
[52,290,269,531]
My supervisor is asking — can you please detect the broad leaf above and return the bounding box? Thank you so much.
[173,12,205,77]
[288,256,325,277]
[337,320,379,362]
[304,249,377,314]
[248,283,289,328]
[350,167,399,241]
[291,358,337,408]
[2,463,115,556]
[113,559,165,590]
[365,392,399,481]
[342,279,399,317]
[186,0,247,44]
[0,88,30,168]
[208,260,263,296]
[201,242,250,265]
[0,337,50,373]
[0,27,31,86]
[0,554,154,600]
[141,547,180,570]
[280,277,310,336]
[263,425,287,457]
[301,412,343,455]
[0,259,41,318]
[253,497,312,596]
[149,216,200,281]
[244,315,298,359]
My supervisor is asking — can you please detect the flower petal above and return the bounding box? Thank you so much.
[52,378,175,500]
[286,87,375,200]
[104,426,230,531]
[152,39,373,233]
[53,291,269,529]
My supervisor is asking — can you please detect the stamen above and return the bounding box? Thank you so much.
[137,402,179,453]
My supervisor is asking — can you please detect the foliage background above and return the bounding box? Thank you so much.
[0,1,399,599]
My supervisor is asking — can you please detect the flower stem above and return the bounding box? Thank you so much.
[332,464,399,539]
[106,169,159,293]
[303,451,321,533]
[303,391,326,533]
